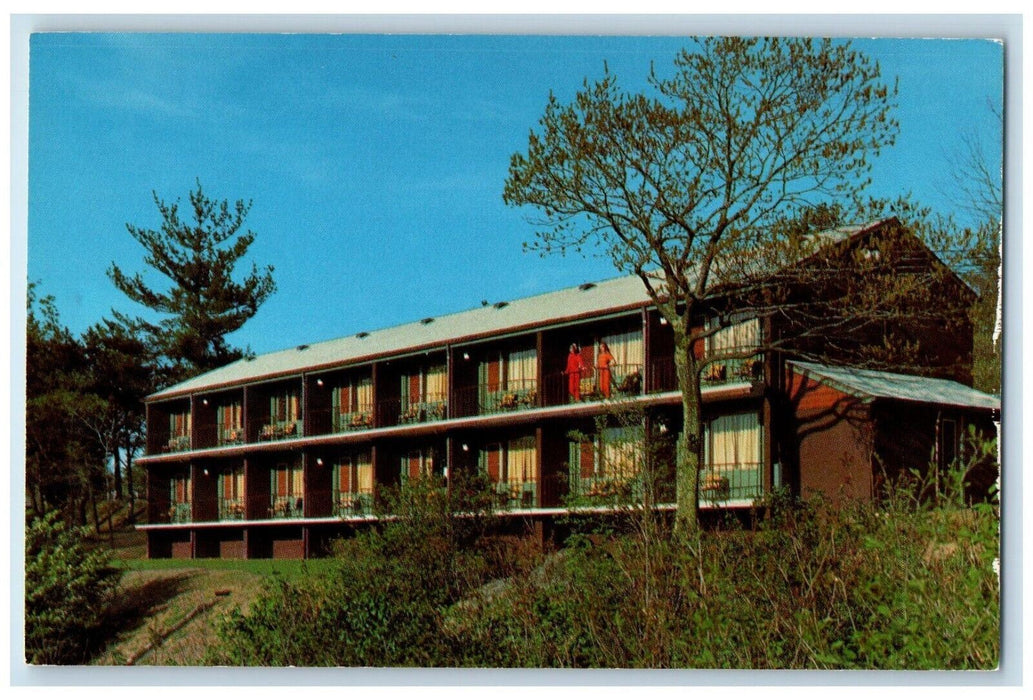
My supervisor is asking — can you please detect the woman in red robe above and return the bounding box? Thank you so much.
[565,344,584,401]
[596,341,615,398]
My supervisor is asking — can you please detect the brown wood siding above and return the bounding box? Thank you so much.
[789,371,874,503]
[272,538,305,559]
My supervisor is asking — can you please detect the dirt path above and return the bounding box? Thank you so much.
[93,566,268,666]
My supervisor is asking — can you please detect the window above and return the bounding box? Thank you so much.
[217,466,246,519]
[217,401,243,444]
[401,364,448,420]
[333,376,373,430]
[401,445,444,483]
[568,425,644,498]
[703,412,763,500]
[334,451,374,515]
[480,436,537,507]
[168,473,191,523]
[479,348,538,411]
[271,462,304,517]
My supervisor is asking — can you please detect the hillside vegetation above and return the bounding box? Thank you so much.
[207,477,999,669]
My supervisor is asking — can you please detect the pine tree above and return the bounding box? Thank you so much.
[109,180,276,382]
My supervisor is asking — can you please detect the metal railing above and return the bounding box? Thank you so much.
[159,501,191,524]
[269,495,305,519]
[333,491,374,517]
[163,434,192,453]
[380,393,449,426]
[219,498,246,520]
[454,378,539,417]
[491,479,538,510]
[256,418,302,442]
[699,462,764,503]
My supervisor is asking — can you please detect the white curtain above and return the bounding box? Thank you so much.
[706,413,761,467]
[426,365,447,400]
[506,348,537,390]
[506,436,536,486]
[707,317,760,354]
[600,426,644,480]
[601,330,645,372]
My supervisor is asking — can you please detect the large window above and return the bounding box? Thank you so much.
[167,410,191,451]
[168,473,191,523]
[261,388,301,439]
[569,425,645,499]
[270,462,304,518]
[333,376,373,431]
[217,401,243,445]
[334,450,373,515]
[479,347,538,412]
[401,445,445,484]
[703,412,763,501]
[480,436,537,508]
[400,364,448,422]
[218,466,246,520]
[703,316,762,383]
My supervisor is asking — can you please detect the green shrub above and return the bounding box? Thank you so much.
[25,511,122,664]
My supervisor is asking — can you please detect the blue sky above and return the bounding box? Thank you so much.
[27,33,1004,357]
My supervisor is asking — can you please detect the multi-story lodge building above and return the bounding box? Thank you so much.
[138,220,1000,559]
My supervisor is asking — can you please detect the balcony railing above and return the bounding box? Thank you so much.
[569,474,646,503]
[157,501,192,524]
[700,462,764,503]
[308,406,375,435]
[164,434,191,453]
[257,419,302,442]
[333,491,374,517]
[269,495,305,519]
[454,378,539,417]
[541,363,645,405]
[219,498,246,520]
[701,357,763,385]
[380,393,448,426]
[492,479,538,510]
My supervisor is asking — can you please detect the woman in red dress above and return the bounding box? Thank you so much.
[565,344,584,401]
[596,341,615,398]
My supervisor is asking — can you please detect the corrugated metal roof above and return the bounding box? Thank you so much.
[150,272,655,400]
[148,220,891,401]
[790,361,1000,411]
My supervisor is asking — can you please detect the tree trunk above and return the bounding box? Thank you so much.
[113,446,124,500]
[126,440,136,524]
[673,334,703,533]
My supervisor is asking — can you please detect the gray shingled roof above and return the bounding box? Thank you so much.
[790,361,1000,411]
[148,220,887,401]
[150,272,654,400]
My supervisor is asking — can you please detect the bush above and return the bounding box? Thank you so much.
[25,511,121,664]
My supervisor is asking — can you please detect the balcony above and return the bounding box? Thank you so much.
[333,491,374,517]
[164,434,191,453]
[156,502,192,524]
[257,419,301,442]
[492,480,538,510]
[454,378,539,417]
[542,363,645,404]
[269,495,305,519]
[701,357,763,386]
[700,462,764,503]
[380,393,448,426]
[219,498,246,520]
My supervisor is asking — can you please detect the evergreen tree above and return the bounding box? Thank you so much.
[109,180,276,382]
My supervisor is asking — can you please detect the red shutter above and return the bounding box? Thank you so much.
[277,467,288,496]
[581,440,595,478]
[580,346,595,379]
[409,452,422,479]
[487,357,501,392]
[487,445,501,481]
[341,462,352,492]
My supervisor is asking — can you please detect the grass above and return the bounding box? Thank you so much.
[116,556,336,577]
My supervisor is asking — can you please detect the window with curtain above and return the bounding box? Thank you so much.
[706,316,761,355]
[334,450,374,514]
[271,461,304,516]
[401,445,443,483]
[481,436,536,507]
[704,412,763,500]
[333,376,373,429]
[169,410,191,437]
[270,389,300,423]
[568,425,644,497]
[217,401,243,443]
[402,364,448,409]
[218,466,246,519]
[600,330,645,373]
